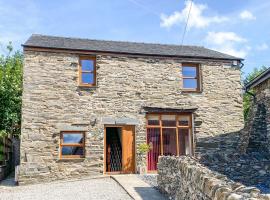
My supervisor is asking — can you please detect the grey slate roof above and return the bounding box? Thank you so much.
[245,67,270,90]
[23,34,242,60]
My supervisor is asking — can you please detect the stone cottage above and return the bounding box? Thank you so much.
[19,34,244,184]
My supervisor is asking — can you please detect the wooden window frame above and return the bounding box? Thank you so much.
[78,56,96,87]
[59,131,86,159]
[182,63,201,92]
[146,113,193,172]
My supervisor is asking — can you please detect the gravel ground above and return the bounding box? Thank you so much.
[0,177,132,200]
[137,174,158,188]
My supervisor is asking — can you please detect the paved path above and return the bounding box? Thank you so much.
[112,174,167,200]
[0,177,132,200]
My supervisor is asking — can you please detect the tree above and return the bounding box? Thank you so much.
[243,66,268,121]
[0,43,23,137]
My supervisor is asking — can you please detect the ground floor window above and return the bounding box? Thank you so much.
[146,114,193,171]
[60,131,85,159]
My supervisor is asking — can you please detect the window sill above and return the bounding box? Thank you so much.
[182,90,202,94]
[77,85,98,91]
[56,158,85,163]
[78,85,98,88]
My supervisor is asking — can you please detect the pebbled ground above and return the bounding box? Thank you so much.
[0,177,132,200]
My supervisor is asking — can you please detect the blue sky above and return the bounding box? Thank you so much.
[0,0,269,76]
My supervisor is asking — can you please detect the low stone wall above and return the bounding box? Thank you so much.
[200,152,270,193]
[157,156,270,200]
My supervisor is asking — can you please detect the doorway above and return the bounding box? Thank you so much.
[105,126,135,174]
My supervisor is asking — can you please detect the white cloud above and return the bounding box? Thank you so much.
[206,32,247,45]
[256,43,268,51]
[0,1,41,54]
[206,32,249,58]
[160,1,228,29]
[240,10,256,20]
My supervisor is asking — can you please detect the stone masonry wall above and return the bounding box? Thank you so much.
[19,50,243,184]
[239,78,270,154]
[247,78,270,153]
[158,156,270,200]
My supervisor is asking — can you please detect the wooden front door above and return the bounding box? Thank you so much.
[121,125,135,173]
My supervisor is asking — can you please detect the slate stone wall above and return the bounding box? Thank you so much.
[239,78,270,154]
[19,50,243,184]
[200,152,270,193]
[158,156,270,200]
[197,78,270,194]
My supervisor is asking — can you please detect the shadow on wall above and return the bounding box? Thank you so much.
[247,103,268,153]
[195,101,270,193]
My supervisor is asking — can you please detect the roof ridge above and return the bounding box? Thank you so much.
[24,34,243,61]
[30,34,205,49]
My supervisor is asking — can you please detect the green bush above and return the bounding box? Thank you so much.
[0,43,23,137]
[138,143,151,154]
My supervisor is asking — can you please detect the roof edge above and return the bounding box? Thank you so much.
[22,34,244,61]
[23,45,243,61]
[245,67,270,90]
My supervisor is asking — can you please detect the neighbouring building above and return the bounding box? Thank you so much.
[240,67,270,153]
[19,34,244,184]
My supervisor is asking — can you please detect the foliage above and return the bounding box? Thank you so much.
[0,43,23,137]
[138,143,151,154]
[243,66,268,121]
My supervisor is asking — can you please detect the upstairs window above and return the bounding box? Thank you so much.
[182,63,200,92]
[79,56,96,87]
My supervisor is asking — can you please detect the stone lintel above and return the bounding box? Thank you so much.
[56,124,88,132]
[101,117,139,125]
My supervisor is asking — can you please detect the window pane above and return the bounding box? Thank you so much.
[178,116,190,126]
[61,146,84,156]
[147,128,161,171]
[162,128,177,156]
[178,129,190,155]
[148,115,159,126]
[63,133,84,144]
[183,79,197,89]
[182,66,197,77]
[82,73,94,84]
[81,59,94,71]
[162,115,176,127]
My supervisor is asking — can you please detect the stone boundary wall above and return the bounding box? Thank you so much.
[200,152,270,192]
[157,156,270,200]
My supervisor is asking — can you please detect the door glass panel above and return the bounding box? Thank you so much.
[178,129,190,155]
[162,115,176,127]
[162,128,177,156]
[178,116,190,126]
[147,115,159,126]
[147,128,161,171]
